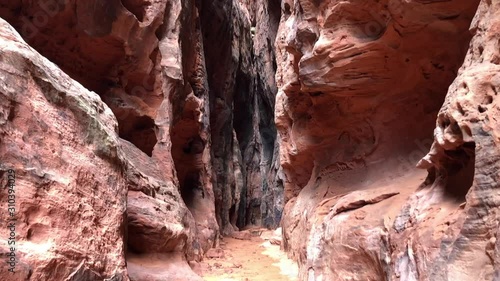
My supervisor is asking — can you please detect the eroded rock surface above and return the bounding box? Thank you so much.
[0,0,282,280]
[0,18,128,280]
[275,0,500,280]
[2,0,500,280]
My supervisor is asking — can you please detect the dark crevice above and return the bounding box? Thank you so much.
[237,192,247,229]
[118,115,157,157]
[258,94,277,164]
[199,0,239,233]
[444,142,476,201]
[181,172,204,209]
[170,2,210,229]
[233,70,252,230]
[229,204,238,227]
[233,70,254,152]
[121,0,147,22]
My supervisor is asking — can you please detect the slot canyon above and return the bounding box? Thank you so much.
[0,0,499,280]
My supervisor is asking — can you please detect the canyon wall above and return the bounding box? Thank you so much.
[0,0,281,280]
[275,0,500,280]
[0,18,129,280]
[1,0,500,280]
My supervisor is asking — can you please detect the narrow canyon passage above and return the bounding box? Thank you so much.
[1,0,500,281]
[200,229,298,281]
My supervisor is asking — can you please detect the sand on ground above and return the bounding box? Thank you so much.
[201,229,298,281]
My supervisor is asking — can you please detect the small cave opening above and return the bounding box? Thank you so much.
[121,0,147,22]
[170,118,207,214]
[229,204,238,228]
[118,115,157,157]
[182,136,205,155]
[181,172,204,210]
[443,142,476,201]
[233,70,254,152]
[171,127,206,208]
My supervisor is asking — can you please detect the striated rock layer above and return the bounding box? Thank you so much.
[275,0,500,280]
[0,0,282,280]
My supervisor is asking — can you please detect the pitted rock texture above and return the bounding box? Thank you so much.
[274,0,500,280]
[275,0,479,201]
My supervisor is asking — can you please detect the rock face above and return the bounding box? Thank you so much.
[405,1,500,279]
[0,0,281,280]
[275,0,479,202]
[0,19,128,280]
[1,0,500,280]
[275,0,500,280]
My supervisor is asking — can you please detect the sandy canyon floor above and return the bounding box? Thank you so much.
[200,229,298,281]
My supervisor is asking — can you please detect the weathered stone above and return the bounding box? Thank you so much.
[0,18,128,280]
[0,0,283,280]
[273,0,500,280]
[397,1,500,279]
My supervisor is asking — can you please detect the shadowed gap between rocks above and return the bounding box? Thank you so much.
[0,1,162,158]
[233,69,255,229]
[426,142,476,202]
[445,143,476,201]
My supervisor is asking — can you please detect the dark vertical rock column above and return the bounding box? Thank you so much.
[237,0,283,228]
[198,0,282,233]
[198,0,241,235]
[167,0,220,254]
